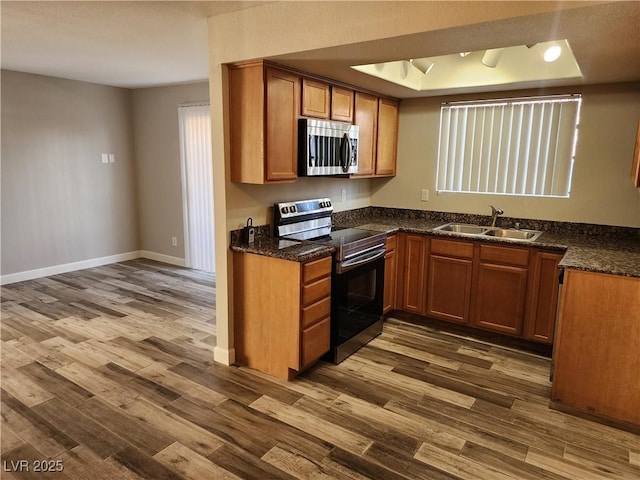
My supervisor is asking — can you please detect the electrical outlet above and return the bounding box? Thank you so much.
[341,189,347,202]
[171,236,177,247]
[421,189,430,202]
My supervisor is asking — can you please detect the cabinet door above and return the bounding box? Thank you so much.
[376,97,399,176]
[427,255,473,324]
[383,235,397,314]
[399,234,427,314]
[301,78,330,119]
[473,262,528,335]
[331,86,354,122]
[266,68,300,182]
[353,92,377,176]
[525,251,562,343]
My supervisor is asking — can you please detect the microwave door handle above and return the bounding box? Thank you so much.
[341,133,351,173]
[309,135,315,167]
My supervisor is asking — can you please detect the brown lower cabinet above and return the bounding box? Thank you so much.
[233,252,331,380]
[472,244,530,336]
[394,232,563,344]
[427,238,474,324]
[397,234,428,314]
[383,234,398,314]
[552,269,640,427]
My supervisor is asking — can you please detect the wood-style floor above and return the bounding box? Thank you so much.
[1,259,638,480]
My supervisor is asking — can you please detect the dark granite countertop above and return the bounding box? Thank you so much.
[336,215,640,278]
[230,209,639,276]
[230,231,334,263]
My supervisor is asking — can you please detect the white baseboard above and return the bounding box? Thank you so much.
[0,251,141,285]
[214,346,236,366]
[138,250,186,267]
[0,250,190,285]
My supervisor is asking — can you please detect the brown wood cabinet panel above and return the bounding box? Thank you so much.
[552,270,640,426]
[331,86,354,122]
[303,256,332,283]
[233,252,301,378]
[472,262,528,336]
[431,238,474,259]
[383,234,397,314]
[265,67,300,182]
[302,276,331,307]
[229,63,265,184]
[427,255,473,323]
[376,97,399,176]
[525,251,562,343]
[399,234,427,314]
[353,92,378,176]
[480,244,529,266]
[301,317,331,368]
[301,78,330,119]
[301,297,331,329]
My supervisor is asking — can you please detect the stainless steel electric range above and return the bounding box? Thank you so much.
[274,198,387,363]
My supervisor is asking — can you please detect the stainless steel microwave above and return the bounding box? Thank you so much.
[298,118,358,176]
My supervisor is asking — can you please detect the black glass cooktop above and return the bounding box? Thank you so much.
[314,228,382,246]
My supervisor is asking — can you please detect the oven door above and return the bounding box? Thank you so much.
[328,250,385,363]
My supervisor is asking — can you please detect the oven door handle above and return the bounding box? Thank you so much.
[335,248,385,274]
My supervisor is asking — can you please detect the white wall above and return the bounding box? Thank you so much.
[1,70,139,278]
[131,82,210,262]
[372,84,640,227]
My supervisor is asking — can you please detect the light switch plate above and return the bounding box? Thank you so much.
[101,153,109,164]
[421,189,429,202]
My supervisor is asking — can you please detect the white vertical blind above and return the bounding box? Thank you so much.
[436,95,581,197]
[178,104,215,273]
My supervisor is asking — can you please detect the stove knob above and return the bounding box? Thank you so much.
[290,206,296,213]
[281,206,289,214]
[319,202,325,208]
[326,200,332,207]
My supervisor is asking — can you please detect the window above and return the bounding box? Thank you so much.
[436,94,581,197]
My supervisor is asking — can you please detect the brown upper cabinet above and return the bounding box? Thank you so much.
[229,60,398,183]
[331,86,354,122]
[376,98,399,176]
[229,63,300,184]
[301,78,330,119]
[353,94,399,177]
[353,92,378,176]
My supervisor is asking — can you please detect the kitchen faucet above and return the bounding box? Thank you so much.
[489,205,504,227]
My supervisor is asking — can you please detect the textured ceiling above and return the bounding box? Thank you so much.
[1,1,639,96]
[0,1,264,88]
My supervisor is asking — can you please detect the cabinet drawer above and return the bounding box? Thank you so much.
[431,238,474,259]
[301,317,330,367]
[480,244,529,266]
[301,296,331,329]
[303,256,332,283]
[302,276,331,306]
[386,234,397,252]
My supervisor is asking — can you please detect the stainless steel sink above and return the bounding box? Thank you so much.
[483,228,543,241]
[433,223,492,235]
[433,223,543,242]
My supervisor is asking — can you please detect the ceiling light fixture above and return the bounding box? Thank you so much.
[543,45,562,62]
[481,48,504,68]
